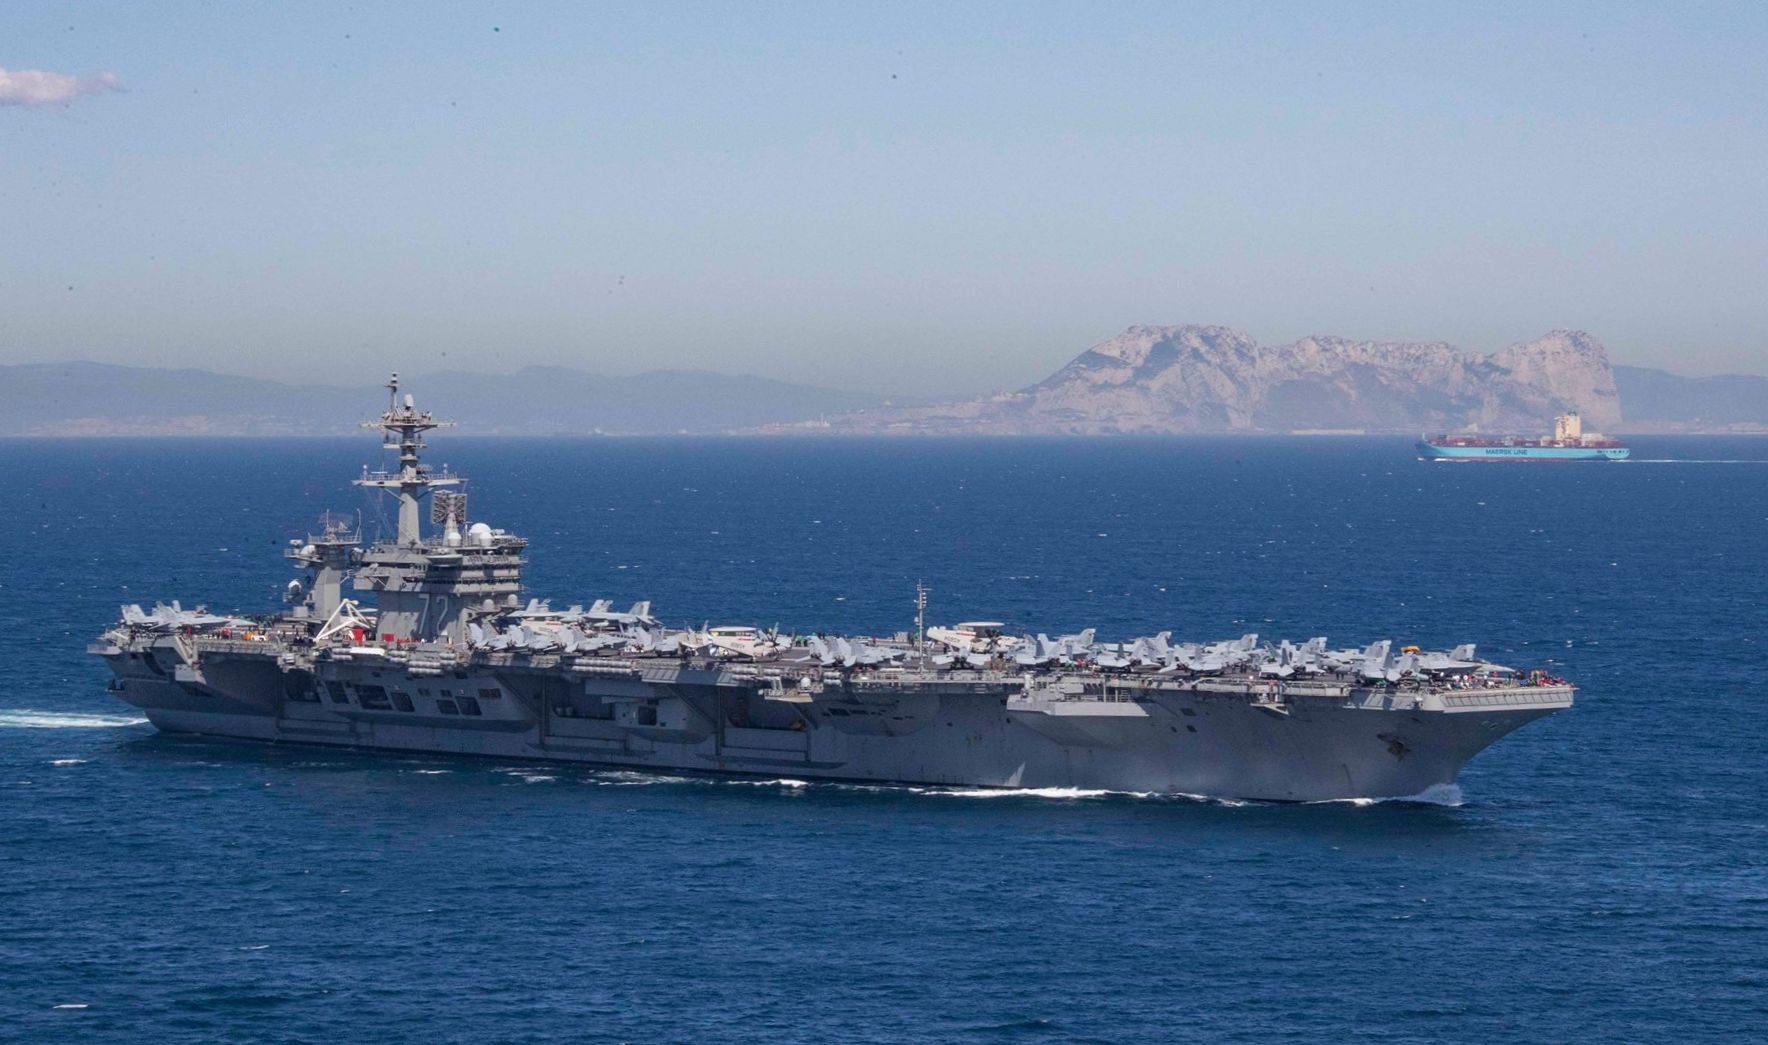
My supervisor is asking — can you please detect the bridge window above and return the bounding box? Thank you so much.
[435,699,458,715]
[391,693,414,712]
[325,681,350,704]
[457,697,482,716]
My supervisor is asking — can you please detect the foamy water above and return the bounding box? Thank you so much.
[393,763,1437,806]
[1306,783,1465,807]
[917,785,1126,800]
[0,710,148,730]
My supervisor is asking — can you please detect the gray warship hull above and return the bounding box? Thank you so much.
[94,638,1569,801]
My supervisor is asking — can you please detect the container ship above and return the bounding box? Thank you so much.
[1418,413,1629,461]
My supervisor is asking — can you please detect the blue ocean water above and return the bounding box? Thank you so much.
[2,435,1766,1043]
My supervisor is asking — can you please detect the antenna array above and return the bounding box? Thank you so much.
[430,490,468,528]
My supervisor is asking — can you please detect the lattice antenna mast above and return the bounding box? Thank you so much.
[354,372,461,546]
[430,490,468,543]
[914,580,929,652]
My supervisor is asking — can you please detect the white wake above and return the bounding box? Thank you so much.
[1308,783,1465,807]
[0,710,148,729]
[915,786,1129,800]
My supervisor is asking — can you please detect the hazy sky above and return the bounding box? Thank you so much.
[4,2,1766,394]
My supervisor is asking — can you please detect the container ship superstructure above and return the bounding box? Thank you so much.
[91,378,1575,801]
[1418,413,1629,461]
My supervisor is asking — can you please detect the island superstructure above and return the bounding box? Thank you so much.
[91,377,1574,801]
[1418,413,1630,461]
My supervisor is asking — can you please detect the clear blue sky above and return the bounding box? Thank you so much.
[4,1,1765,394]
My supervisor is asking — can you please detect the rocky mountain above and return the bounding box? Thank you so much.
[794,326,1626,435]
[0,362,882,436]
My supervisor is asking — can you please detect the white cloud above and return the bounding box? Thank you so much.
[0,67,121,107]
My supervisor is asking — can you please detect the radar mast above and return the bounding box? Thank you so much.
[354,373,461,546]
[915,580,929,652]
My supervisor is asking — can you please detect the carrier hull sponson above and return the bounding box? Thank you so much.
[94,638,1569,802]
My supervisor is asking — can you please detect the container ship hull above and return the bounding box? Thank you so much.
[1418,442,1630,461]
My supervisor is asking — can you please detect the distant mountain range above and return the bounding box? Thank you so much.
[0,362,885,436]
[2,332,1763,436]
[1611,366,1768,429]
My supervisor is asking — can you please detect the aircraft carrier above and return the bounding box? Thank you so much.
[91,378,1574,801]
